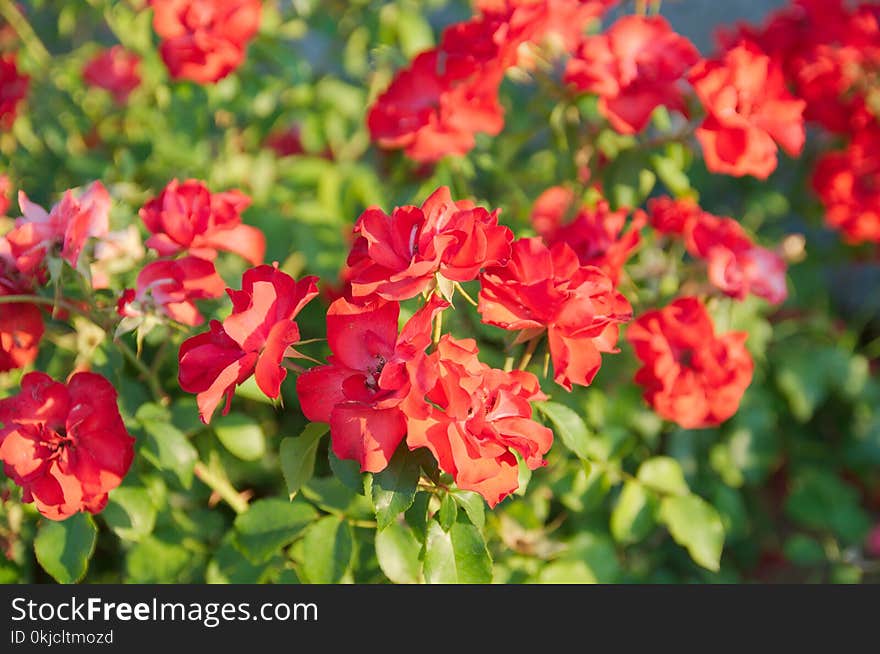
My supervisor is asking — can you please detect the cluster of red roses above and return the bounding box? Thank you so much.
[722,0,880,245]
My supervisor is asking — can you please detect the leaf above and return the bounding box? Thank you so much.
[659,495,725,572]
[233,498,318,564]
[610,481,658,545]
[207,534,281,584]
[438,493,458,531]
[125,535,193,583]
[534,401,592,461]
[280,423,329,499]
[451,491,485,531]
[371,446,420,530]
[637,457,689,496]
[300,515,354,583]
[34,514,97,584]
[103,487,157,542]
[423,517,493,584]
[535,560,596,584]
[328,449,366,495]
[214,413,266,461]
[374,521,422,584]
[137,404,198,488]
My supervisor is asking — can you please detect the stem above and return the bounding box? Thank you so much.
[193,462,249,515]
[117,339,169,405]
[453,282,478,307]
[517,337,541,371]
[432,310,443,346]
[0,0,51,68]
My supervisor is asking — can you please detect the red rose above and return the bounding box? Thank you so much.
[0,174,10,216]
[151,0,262,84]
[296,295,447,473]
[178,265,318,423]
[627,297,754,429]
[0,372,134,520]
[117,256,226,326]
[690,42,806,179]
[813,128,880,244]
[531,187,643,284]
[139,179,264,265]
[347,187,511,301]
[689,212,788,305]
[83,46,142,105]
[646,196,703,240]
[0,53,28,129]
[478,237,632,390]
[0,265,43,372]
[564,15,699,134]
[7,181,110,277]
[407,335,553,507]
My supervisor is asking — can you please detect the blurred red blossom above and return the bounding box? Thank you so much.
[178,265,319,423]
[0,53,27,129]
[627,296,754,429]
[690,42,806,179]
[565,15,699,134]
[150,0,262,84]
[479,237,632,390]
[407,335,553,507]
[140,178,264,265]
[296,295,448,473]
[0,372,134,520]
[117,255,226,326]
[83,46,142,104]
[6,181,110,277]
[0,174,10,216]
[0,254,43,372]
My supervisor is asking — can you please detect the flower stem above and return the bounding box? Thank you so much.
[432,310,443,346]
[0,0,51,68]
[517,337,541,371]
[193,462,249,515]
[117,339,169,405]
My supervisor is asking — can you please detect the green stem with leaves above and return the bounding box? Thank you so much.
[193,462,249,515]
[0,0,51,68]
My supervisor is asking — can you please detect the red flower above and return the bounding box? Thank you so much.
[0,263,43,372]
[479,237,632,390]
[0,174,10,216]
[83,46,142,104]
[6,181,110,277]
[366,46,505,163]
[689,212,788,305]
[139,179,264,265]
[0,53,28,129]
[564,16,699,134]
[347,187,511,301]
[690,42,806,179]
[627,297,754,429]
[265,125,305,158]
[646,196,703,240]
[117,256,226,326]
[296,295,447,473]
[813,128,880,244]
[150,0,262,84]
[531,186,643,284]
[178,265,319,423]
[407,335,553,507]
[0,372,134,520]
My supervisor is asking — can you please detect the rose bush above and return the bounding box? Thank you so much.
[0,0,878,584]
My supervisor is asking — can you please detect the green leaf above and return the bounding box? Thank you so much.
[374,521,422,584]
[125,535,193,583]
[214,413,266,461]
[659,495,725,572]
[280,423,329,499]
[233,498,318,564]
[34,514,97,584]
[371,446,420,530]
[137,404,198,488]
[784,470,871,545]
[651,153,691,196]
[103,487,157,542]
[637,457,689,496]
[451,491,485,531]
[328,449,366,495]
[300,515,354,583]
[423,518,493,584]
[610,481,658,545]
[207,534,281,584]
[439,493,458,531]
[535,560,597,584]
[535,401,592,461]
